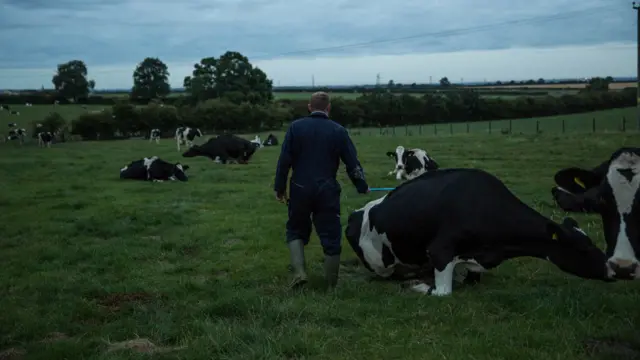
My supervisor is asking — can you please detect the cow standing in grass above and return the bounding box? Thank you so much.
[7,128,26,144]
[37,132,53,147]
[175,127,203,151]
[551,147,640,280]
[149,129,161,144]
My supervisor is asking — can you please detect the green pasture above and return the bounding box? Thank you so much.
[1,104,635,139]
[91,89,579,101]
[1,128,640,359]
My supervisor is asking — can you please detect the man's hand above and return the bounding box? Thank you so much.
[275,191,288,203]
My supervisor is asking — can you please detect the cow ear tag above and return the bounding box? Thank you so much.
[574,177,586,189]
[552,233,559,240]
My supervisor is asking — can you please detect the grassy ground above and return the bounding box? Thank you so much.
[94,90,577,101]
[351,107,636,136]
[1,104,635,139]
[1,130,640,359]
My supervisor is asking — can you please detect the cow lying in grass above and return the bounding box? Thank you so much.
[386,145,439,181]
[120,156,189,182]
[551,147,640,280]
[346,168,612,296]
[182,134,258,164]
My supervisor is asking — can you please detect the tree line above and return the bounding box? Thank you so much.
[1,51,636,140]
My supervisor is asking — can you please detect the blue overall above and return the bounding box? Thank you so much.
[274,111,369,256]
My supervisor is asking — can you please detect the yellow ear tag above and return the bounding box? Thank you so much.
[574,177,586,189]
[552,233,558,240]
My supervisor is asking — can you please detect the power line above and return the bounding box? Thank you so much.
[0,4,624,81]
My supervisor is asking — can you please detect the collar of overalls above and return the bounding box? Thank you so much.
[309,111,329,119]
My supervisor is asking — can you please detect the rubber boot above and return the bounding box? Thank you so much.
[287,239,308,289]
[323,254,341,289]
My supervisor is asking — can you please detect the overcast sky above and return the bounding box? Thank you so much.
[0,0,634,89]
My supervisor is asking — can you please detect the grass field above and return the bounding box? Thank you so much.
[1,129,640,359]
[349,107,637,137]
[1,105,636,141]
[470,82,637,90]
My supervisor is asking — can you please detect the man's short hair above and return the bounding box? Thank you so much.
[309,91,330,111]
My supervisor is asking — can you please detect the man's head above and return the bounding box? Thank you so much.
[308,91,331,114]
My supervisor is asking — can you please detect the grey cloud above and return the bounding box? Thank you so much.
[0,0,632,69]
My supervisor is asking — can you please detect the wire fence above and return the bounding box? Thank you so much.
[347,115,636,137]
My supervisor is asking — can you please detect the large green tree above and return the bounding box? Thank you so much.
[183,51,273,104]
[52,60,95,102]
[131,57,171,99]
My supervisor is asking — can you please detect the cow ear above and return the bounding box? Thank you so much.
[386,152,395,158]
[545,222,563,241]
[553,167,601,194]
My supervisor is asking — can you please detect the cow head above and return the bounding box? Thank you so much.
[551,147,640,280]
[171,163,190,181]
[545,217,611,281]
[181,146,201,158]
[386,146,439,180]
[239,143,259,164]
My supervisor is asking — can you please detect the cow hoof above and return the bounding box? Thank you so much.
[430,287,452,296]
[410,282,433,294]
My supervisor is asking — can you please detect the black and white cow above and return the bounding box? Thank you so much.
[250,135,263,149]
[7,128,26,144]
[386,145,439,181]
[9,110,20,116]
[551,147,640,280]
[7,123,16,128]
[345,168,611,296]
[37,132,53,147]
[182,134,258,164]
[119,156,190,182]
[149,129,161,144]
[262,133,279,146]
[175,126,203,151]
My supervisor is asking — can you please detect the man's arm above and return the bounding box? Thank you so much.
[274,127,294,194]
[338,128,369,193]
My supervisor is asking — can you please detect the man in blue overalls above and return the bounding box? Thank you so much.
[274,92,370,289]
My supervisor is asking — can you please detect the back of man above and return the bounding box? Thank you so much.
[274,92,369,290]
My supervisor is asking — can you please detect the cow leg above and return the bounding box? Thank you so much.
[155,138,159,144]
[176,137,181,151]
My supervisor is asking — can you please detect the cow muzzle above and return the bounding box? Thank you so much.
[607,258,639,280]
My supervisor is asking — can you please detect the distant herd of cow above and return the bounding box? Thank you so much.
[3,117,638,297]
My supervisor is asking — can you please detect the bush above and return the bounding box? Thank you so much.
[71,112,116,140]
[30,112,66,137]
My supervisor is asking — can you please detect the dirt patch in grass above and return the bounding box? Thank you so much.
[0,348,25,360]
[40,332,69,343]
[95,292,162,311]
[583,337,640,359]
[105,338,185,354]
